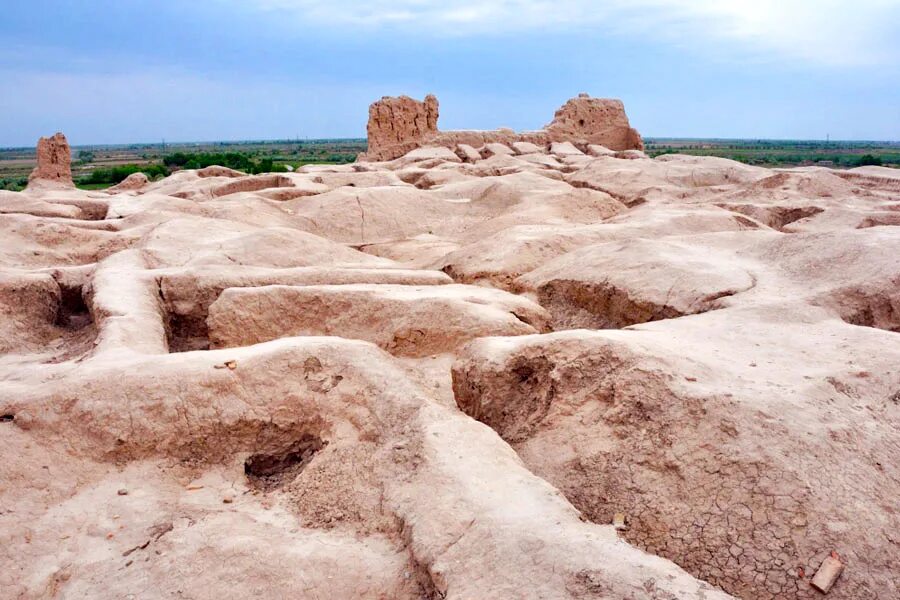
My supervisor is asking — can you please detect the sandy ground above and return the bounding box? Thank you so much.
[1,143,898,599]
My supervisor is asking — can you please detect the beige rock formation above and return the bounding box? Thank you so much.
[2,111,899,600]
[361,93,643,161]
[27,132,74,188]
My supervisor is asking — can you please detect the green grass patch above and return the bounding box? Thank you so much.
[0,176,28,191]
[644,139,900,168]
[78,163,168,186]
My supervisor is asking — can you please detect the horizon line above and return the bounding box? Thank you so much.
[3,136,900,152]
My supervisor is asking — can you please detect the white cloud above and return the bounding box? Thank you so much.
[243,0,900,67]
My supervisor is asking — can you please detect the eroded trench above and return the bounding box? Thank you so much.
[449,347,825,600]
[45,279,98,362]
[55,281,93,331]
[120,255,896,600]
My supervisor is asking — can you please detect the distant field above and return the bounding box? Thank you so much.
[2,137,897,191]
[0,139,367,191]
[644,138,900,168]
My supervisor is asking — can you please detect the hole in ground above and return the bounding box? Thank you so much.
[535,279,689,331]
[244,434,327,491]
[1,414,14,422]
[166,314,210,352]
[770,206,824,230]
[55,284,93,330]
[53,199,109,220]
[839,298,900,333]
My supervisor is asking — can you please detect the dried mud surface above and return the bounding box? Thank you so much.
[2,144,899,599]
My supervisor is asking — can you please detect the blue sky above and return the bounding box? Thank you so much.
[1,0,899,146]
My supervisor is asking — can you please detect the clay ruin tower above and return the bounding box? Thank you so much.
[28,132,74,189]
[361,92,643,161]
[545,93,644,151]
[365,94,440,161]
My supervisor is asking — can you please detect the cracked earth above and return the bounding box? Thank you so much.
[2,144,899,599]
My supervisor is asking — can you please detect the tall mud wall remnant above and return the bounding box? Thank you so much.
[364,95,440,162]
[28,132,74,189]
[360,92,643,161]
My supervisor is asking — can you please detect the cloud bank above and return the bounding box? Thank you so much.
[246,0,900,67]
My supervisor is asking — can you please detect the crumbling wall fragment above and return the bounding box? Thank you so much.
[361,92,643,161]
[28,132,74,189]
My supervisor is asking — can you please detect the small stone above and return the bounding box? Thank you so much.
[225,360,237,370]
[810,554,844,594]
[117,489,128,496]
[222,496,234,504]
[613,513,628,531]
[12,411,34,429]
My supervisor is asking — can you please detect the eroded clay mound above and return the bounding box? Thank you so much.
[452,318,900,600]
[519,236,756,329]
[106,172,149,193]
[2,129,898,600]
[207,283,549,355]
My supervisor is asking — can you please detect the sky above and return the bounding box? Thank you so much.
[1,0,899,146]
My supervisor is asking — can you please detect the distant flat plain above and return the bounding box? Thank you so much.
[2,137,897,191]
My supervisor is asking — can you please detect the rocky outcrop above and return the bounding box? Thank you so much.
[360,93,643,161]
[27,132,74,189]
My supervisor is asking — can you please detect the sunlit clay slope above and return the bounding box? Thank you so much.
[2,115,898,599]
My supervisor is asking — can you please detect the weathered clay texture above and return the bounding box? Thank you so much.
[2,124,899,600]
[362,92,643,161]
[28,132,74,188]
[364,94,440,161]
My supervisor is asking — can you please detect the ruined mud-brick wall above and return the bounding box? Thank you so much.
[28,132,74,188]
[360,92,643,161]
[364,94,440,162]
[545,94,644,150]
